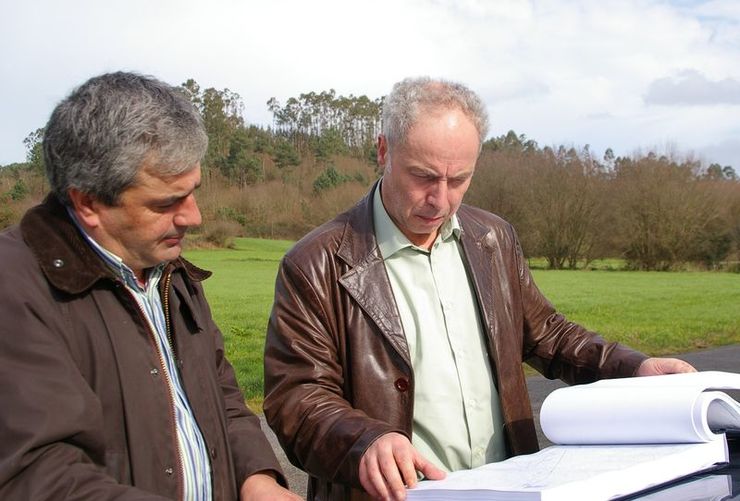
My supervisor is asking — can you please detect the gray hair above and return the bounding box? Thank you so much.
[43,71,208,206]
[381,76,489,153]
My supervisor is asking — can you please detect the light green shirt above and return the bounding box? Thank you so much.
[373,182,506,472]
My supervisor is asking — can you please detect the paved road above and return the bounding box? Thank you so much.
[261,344,740,498]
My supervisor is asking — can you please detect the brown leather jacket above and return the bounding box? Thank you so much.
[0,195,285,500]
[264,185,647,501]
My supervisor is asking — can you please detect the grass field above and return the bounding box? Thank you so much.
[185,238,740,407]
[184,238,294,407]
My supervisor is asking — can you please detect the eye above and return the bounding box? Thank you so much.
[151,199,180,212]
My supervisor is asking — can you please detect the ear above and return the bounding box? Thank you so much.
[377,134,390,172]
[67,188,103,229]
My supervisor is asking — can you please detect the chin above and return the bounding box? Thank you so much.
[157,247,183,264]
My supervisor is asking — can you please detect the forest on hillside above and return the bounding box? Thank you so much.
[1,79,739,271]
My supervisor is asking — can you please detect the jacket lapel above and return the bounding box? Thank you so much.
[336,186,412,369]
[457,207,509,381]
[458,207,498,341]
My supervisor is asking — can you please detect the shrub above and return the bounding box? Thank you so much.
[202,220,241,248]
[8,179,29,201]
[313,165,351,193]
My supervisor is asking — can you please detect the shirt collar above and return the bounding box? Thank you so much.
[373,179,461,258]
[65,206,164,290]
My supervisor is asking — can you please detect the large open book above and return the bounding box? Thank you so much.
[407,371,740,501]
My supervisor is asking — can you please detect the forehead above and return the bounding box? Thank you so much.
[137,159,200,181]
[414,104,478,133]
[125,163,201,197]
[397,107,480,166]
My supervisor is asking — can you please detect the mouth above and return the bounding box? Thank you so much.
[163,234,185,246]
[417,214,445,225]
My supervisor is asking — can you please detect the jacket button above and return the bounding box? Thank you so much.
[394,377,409,392]
[164,467,174,476]
[52,259,64,268]
[150,368,159,376]
[210,447,217,459]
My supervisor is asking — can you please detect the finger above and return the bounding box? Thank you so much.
[654,358,696,375]
[395,447,419,488]
[378,450,407,500]
[678,360,697,373]
[415,457,446,481]
[359,454,386,500]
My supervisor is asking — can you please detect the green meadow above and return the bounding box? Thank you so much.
[185,238,740,408]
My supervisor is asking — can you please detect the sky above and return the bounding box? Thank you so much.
[1,0,739,168]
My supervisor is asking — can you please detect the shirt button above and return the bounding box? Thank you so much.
[164,467,174,476]
[394,377,409,392]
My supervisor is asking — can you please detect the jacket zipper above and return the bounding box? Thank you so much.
[160,272,186,500]
[122,274,185,501]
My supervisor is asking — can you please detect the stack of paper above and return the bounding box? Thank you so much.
[407,371,739,500]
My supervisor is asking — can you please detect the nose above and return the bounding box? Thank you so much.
[426,179,448,208]
[174,194,202,227]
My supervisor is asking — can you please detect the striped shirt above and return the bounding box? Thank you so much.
[68,209,213,501]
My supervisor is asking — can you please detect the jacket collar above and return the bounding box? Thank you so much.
[20,194,211,295]
[334,182,499,368]
[336,180,498,271]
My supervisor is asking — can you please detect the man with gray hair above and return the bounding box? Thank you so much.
[263,77,694,501]
[0,72,300,500]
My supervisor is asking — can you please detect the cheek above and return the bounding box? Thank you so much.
[142,217,173,242]
[407,185,429,204]
[449,188,468,207]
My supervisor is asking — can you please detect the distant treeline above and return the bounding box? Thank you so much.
[1,79,738,271]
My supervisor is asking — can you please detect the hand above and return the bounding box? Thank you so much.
[636,357,696,376]
[239,472,303,501]
[359,432,445,501]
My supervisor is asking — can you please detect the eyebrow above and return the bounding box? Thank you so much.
[153,182,201,205]
[410,166,474,180]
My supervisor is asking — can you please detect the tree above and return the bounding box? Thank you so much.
[612,155,722,270]
[224,129,262,186]
[267,90,381,158]
[483,130,539,153]
[313,127,348,162]
[705,163,738,181]
[273,139,301,169]
[180,80,245,177]
[471,136,609,267]
[23,128,45,194]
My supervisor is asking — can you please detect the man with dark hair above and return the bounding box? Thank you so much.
[263,77,695,501]
[0,72,300,500]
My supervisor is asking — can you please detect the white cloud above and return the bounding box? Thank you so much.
[645,69,740,105]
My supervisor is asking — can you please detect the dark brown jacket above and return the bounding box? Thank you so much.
[264,186,647,501]
[0,195,285,500]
